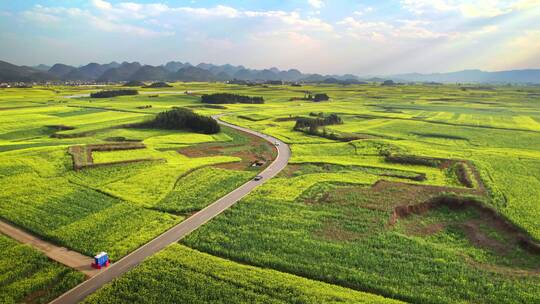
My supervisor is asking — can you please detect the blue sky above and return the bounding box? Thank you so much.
[0,0,539,75]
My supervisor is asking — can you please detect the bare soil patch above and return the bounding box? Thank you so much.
[178,128,276,171]
[314,221,362,242]
[389,195,540,255]
[404,222,446,237]
[461,220,509,255]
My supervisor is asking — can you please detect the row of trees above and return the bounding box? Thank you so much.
[201,93,264,104]
[90,89,138,98]
[140,107,220,134]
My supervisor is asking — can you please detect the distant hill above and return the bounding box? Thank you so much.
[0,60,56,82]
[390,69,540,84]
[278,69,303,81]
[32,64,51,72]
[129,65,169,81]
[255,69,280,81]
[172,66,216,82]
[48,64,76,78]
[233,68,256,81]
[163,61,192,73]
[98,62,141,82]
[63,62,119,80]
[208,64,244,77]
[301,74,326,82]
[1,59,538,84]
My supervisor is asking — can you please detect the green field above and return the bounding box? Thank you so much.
[83,244,402,304]
[1,83,539,303]
[0,234,85,304]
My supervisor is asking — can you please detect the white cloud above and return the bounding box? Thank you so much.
[22,5,85,24]
[513,0,540,9]
[87,2,333,32]
[459,1,512,18]
[22,2,335,40]
[490,30,540,70]
[90,17,173,36]
[308,0,325,9]
[15,0,539,74]
[401,0,540,18]
[353,7,374,16]
[338,17,450,41]
[174,5,240,18]
[92,0,112,10]
[507,30,540,49]
[400,0,454,15]
[260,12,332,32]
[23,4,172,37]
[22,10,60,23]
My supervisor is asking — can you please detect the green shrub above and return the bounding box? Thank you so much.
[201,93,264,104]
[140,108,220,134]
[90,89,138,98]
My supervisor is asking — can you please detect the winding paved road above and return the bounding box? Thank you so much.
[51,115,290,304]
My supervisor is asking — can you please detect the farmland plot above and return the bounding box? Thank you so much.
[0,234,85,304]
[2,84,540,304]
[83,244,403,304]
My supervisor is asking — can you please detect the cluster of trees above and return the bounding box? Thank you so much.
[294,113,343,140]
[90,89,138,98]
[201,93,264,104]
[293,93,330,102]
[292,113,359,141]
[144,82,172,88]
[294,113,343,132]
[140,107,220,134]
[382,80,396,86]
[311,93,330,102]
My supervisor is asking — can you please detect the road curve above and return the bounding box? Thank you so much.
[50,115,291,304]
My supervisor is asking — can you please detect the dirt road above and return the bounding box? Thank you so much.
[0,220,100,277]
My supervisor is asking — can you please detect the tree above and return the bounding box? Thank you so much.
[90,89,138,98]
[313,93,329,102]
[140,107,220,134]
[201,93,264,104]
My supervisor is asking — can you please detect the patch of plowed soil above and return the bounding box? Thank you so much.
[370,180,478,211]
[279,164,302,177]
[404,222,445,237]
[465,257,540,277]
[461,220,509,255]
[314,221,363,242]
[390,195,540,256]
[178,129,276,171]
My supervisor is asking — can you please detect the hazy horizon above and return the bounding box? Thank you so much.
[1,0,539,75]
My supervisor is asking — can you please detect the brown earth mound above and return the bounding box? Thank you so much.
[389,195,540,255]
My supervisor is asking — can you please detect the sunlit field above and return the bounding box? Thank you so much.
[1,82,539,303]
